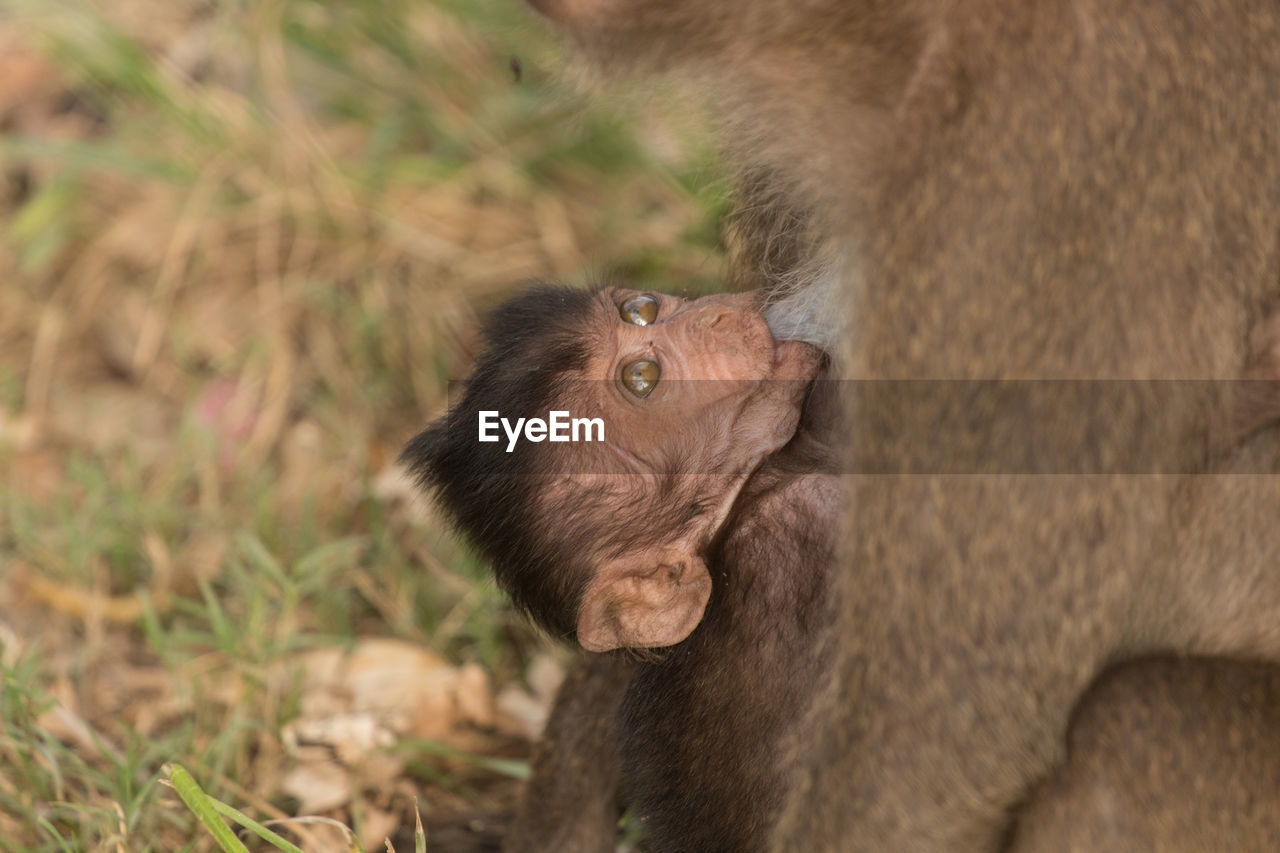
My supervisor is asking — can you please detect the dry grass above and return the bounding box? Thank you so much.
[0,1,725,849]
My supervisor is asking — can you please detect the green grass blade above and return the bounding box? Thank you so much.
[398,739,530,781]
[33,817,75,853]
[208,800,305,853]
[166,765,249,853]
[414,800,426,853]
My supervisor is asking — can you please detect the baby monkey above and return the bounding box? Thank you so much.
[405,284,831,651]
[405,283,839,848]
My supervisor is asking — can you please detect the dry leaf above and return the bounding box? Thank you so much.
[452,663,495,730]
[280,638,506,802]
[278,640,512,819]
[282,760,354,814]
[525,654,566,703]
[357,801,401,852]
[495,654,565,739]
[493,687,549,741]
[287,713,395,764]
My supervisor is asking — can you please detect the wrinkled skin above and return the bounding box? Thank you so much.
[568,288,822,652]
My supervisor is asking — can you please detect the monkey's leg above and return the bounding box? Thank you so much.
[504,652,635,853]
[1009,657,1280,853]
[1169,437,1280,657]
[773,474,1180,853]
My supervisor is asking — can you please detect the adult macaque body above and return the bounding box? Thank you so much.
[520,2,1280,849]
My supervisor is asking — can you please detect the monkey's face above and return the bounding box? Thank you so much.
[566,289,821,651]
[579,288,822,479]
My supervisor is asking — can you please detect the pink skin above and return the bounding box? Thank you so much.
[582,288,822,475]
[568,288,824,650]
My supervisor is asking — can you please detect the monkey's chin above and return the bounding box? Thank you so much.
[770,339,824,383]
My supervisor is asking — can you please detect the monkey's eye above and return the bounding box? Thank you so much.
[619,295,659,326]
[620,359,660,398]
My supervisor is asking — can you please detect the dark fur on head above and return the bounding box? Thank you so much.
[402,283,699,641]
[402,284,601,639]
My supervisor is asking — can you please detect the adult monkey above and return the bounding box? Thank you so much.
[518,1,1280,851]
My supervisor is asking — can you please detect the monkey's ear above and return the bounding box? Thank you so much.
[576,548,711,651]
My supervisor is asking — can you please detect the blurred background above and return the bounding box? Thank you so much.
[0,0,728,849]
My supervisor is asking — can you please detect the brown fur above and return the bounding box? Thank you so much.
[502,374,1280,853]
[505,652,634,852]
[1008,658,1280,853]
[503,654,625,853]
[520,1,1280,849]
[509,655,1280,853]
[508,388,841,852]
[1226,311,1280,447]
[501,406,1280,853]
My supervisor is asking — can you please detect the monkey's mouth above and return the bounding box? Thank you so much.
[770,338,824,383]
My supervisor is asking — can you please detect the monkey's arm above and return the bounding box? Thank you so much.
[504,652,636,853]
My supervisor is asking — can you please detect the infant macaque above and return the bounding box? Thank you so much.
[405,284,834,650]
[404,283,839,848]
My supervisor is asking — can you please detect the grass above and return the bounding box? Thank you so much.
[0,0,726,849]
